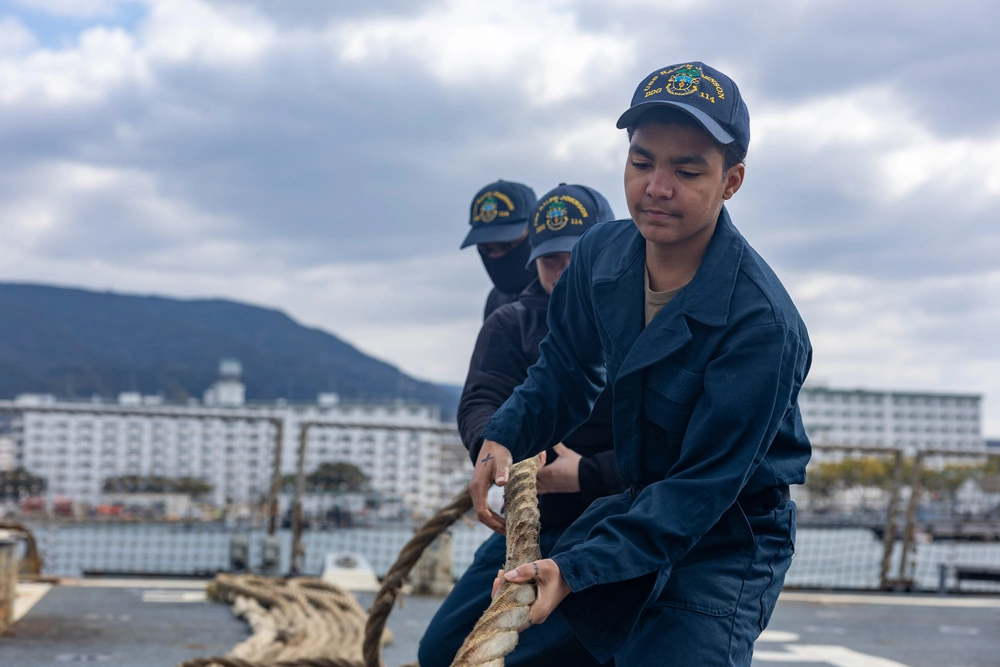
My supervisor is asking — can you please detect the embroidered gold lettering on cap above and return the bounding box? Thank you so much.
[642,73,663,99]
[701,74,725,101]
[533,195,590,234]
[473,191,516,224]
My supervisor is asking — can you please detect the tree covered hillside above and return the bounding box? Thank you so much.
[0,283,459,417]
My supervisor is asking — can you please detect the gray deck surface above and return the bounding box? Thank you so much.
[2,585,999,666]
[0,584,247,666]
[759,594,1000,667]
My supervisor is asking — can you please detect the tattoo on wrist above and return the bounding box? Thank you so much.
[481,453,494,466]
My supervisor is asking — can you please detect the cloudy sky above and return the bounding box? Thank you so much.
[0,0,998,435]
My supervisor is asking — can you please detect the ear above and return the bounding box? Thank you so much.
[722,163,745,200]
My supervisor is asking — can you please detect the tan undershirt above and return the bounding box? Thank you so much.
[644,264,686,326]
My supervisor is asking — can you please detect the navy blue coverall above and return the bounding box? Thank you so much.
[482,209,812,665]
[419,278,624,667]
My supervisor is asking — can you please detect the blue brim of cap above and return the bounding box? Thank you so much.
[526,235,582,268]
[615,100,734,144]
[460,222,528,249]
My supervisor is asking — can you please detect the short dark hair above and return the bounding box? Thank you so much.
[626,107,747,172]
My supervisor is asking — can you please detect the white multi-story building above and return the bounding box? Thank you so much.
[0,435,15,471]
[5,362,465,516]
[288,395,461,513]
[14,398,278,508]
[799,384,984,453]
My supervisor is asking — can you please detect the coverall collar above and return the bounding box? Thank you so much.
[592,207,745,378]
[594,207,742,326]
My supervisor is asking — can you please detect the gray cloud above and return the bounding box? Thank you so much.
[0,0,998,433]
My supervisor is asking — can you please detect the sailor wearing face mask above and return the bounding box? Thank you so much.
[460,180,539,320]
[421,184,624,667]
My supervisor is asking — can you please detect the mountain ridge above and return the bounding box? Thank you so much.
[0,282,460,418]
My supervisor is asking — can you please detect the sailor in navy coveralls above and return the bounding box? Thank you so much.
[419,185,624,667]
[470,62,813,666]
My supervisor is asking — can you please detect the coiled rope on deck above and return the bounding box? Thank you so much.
[0,520,43,575]
[183,456,541,667]
[178,574,384,667]
[181,659,359,667]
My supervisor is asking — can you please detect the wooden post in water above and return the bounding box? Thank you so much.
[266,417,284,536]
[879,449,905,590]
[0,532,17,632]
[897,451,925,589]
[290,422,312,575]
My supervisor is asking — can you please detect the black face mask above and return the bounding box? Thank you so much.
[478,239,537,295]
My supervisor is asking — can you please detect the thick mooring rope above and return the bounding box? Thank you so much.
[447,457,541,667]
[0,520,43,575]
[177,574,385,667]
[363,489,474,667]
[183,456,541,667]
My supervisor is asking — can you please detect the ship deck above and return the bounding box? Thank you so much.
[2,580,999,667]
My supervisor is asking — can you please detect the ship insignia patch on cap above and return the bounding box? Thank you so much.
[473,191,515,224]
[545,202,569,231]
[534,195,589,234]
[479,196,499,222]
[641,64,726,104]
[665,64,702,96]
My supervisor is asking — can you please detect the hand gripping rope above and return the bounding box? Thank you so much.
[445,456,541,667]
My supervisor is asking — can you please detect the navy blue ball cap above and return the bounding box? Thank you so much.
[616,62,750,152]
[460,180,537,249]
[526,184,615,267]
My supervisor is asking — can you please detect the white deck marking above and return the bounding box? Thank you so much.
[13,582,52,622]
[778,592,1000,608]
[82,613,131,621]
[804,624,847,635]
[75,578,208,589]
[937,625,980,636]
[759,630,801,642]
[755,644,912,666]
[141,590,207,603]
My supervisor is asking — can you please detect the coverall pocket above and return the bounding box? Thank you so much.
[646,361,704,406]
[643,363,704,441]
[650,503,755,617]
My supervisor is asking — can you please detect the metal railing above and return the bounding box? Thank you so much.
[791,443,1000,591]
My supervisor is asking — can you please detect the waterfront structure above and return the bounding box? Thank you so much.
[203,359,246,407]
[13,396,279,509]
[799,384,984,452]
[0,436,14,472]
[290,394,461,514]
[5,363,466,515]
